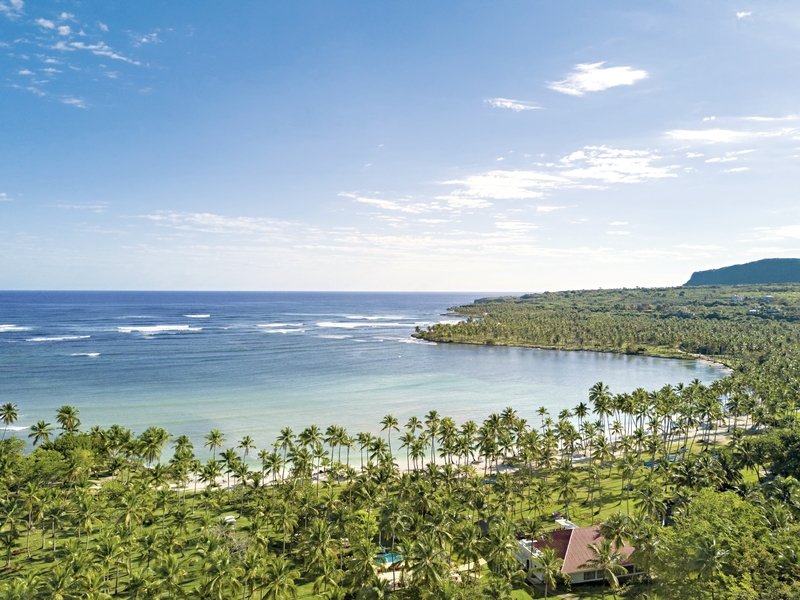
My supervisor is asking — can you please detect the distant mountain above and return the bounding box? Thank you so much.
[685,258,800,286]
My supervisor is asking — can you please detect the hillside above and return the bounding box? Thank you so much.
[685,258,800,286]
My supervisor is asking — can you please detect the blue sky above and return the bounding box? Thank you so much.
[2,1,799,291]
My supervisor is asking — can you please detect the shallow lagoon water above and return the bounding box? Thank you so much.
[0,292,728,454]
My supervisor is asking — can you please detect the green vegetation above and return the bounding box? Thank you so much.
[685,258,800,286]
[415,284,800,365]
[2,284,800,599]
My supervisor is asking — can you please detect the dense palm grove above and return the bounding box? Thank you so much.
[3,287,800,598]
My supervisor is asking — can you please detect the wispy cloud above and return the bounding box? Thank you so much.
[736,11,752,19]
[485,98,541,111]
[0,0,24,19]
[342,193,436,214]
[132,32,159,46]
[724,167,749,172]
[35,17,54,29]
[354,145,677,219]
[97,21,109,32]
[666,128,751,143]
[70,42,141,65]
[548,62,648,96]
[0,192,12,202]
[143,211,298,236]
[440,170,569,203]
[55,202,106,211]
[741,115,797,122]
[61,96,86,108]
[667,125,797,144]
[754,225,800,240]
[559,146,677,183]
[57,25,70,35]
[495,220,539,232]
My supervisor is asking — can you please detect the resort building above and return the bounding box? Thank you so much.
[517,525,639,585]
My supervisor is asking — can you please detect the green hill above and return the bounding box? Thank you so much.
[685,258,800,286]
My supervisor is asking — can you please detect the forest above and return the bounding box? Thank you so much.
[2,284,800,599]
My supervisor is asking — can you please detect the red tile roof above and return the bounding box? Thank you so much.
[532,525,635,574]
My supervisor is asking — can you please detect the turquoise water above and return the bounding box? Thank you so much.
[0,292,728,454]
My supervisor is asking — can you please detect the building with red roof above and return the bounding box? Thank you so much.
[517,524,640,584]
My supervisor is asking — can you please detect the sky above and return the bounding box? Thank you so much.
[1,1,800,292]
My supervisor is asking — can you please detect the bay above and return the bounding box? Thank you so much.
[0,291,728,454]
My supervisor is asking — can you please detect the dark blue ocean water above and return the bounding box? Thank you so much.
[0,292,727,454]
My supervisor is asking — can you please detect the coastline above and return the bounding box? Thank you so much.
[413,334,736,371]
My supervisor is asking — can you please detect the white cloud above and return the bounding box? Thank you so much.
[344,193,434,214]
[98,21,109,32]
[60,12,73,20]
[0,0,24,18]
[18,68,33,75]
[536,206,564,212]
[705,157,737,163]
[666,128,751,143]
[675,244,725,250]
[559,146,678,183]
[441,170,569,202]
[495,221,538,232]
[57,25,70,35]
[687,152,704,158]
[741,115,797,122]
[42,67,61,74]
[485,98,542,111]
[548,62,648,96]
[724,167,749,172]
[0,192,11,201]
[61,97,86,108]
[607,230,630,235]
[35,17,54,29]
[70,42,140,65]
[609,221,628,225]
[144,211,297,236]
[736,11,752,19]
[754,225,800,240]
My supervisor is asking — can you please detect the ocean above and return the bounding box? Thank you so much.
[0,291,728,455]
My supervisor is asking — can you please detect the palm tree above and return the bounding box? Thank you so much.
[688,536,730,600]
[535,546,565,598]
[406,533,449,594]
[56,405,81,432]
[580,539,627,600]
[277,427,294,482]
[1,402,18,440]
[154,553,188,599]
[28,420,54,446]
[274,502,298,555]
[238,435,257,462]
[380,414,399,457]
[424,410,441,466]
[204,429,226,461]
[140,426,170,466]
[600,512,630,551]
[263,555,300,600]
